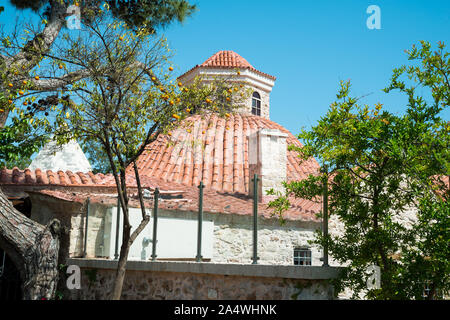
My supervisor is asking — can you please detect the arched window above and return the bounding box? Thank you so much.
[251,92,261,116]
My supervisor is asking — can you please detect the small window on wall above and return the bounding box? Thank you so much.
[294,248,312,266]
[252,92,261,116]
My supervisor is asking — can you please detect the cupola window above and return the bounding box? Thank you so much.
[251,92,261,116]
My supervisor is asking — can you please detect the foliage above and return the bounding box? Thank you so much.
[269,41,449,299]
[52,17,248,172]
[81,138,112,174]
[0,0,196,170]
[0,91,49,168]
[105,0,197,32]
[46,10,248,299]
[0,0,198,301]
[8,0,196,32]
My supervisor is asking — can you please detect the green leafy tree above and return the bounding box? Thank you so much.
[81,138,113,174]
[268,41,449,300]
[0,0,196,300]
[0,0,196,166]
[51,12,248,299]
[382,40,449,299]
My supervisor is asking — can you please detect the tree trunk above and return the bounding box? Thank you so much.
[111,224,131,300]
[0,188,61,300]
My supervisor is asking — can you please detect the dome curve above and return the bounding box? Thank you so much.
[135,113,320,194]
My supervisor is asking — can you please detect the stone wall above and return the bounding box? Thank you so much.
[213,222,322,266]
[239,87,271,119]
[68,259,339,300]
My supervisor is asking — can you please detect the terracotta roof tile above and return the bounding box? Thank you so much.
[201,50,254,69]
[0,168,112,187]
[135,113,320,194]
[178,51,276,81]
[33,177,321,222]
[1,114,322,222]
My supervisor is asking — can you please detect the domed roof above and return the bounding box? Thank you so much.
[135,113,320,194]
[0,113,322,221]
[201,50,254,69]
[178,50,276,81]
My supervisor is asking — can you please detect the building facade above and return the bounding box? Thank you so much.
[0,51,342,300]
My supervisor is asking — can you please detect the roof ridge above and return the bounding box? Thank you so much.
[201,50,254,69]
[178,50,276,81]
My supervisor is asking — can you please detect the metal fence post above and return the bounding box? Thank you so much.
[252,174,259,265]
[83,197,90,258]
[196,181,205,262]
[151,188,159,261]
[322,166,329,267]
[114,197,121,260]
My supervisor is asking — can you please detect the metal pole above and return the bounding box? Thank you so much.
[151,188,159,261]
[196,181,205,262]
[322,167,329,267]
[83,197,90,258]
[114,197,121,260]
[252,174,259,265]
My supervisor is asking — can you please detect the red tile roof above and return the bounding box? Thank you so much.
[1,114,322,221]
[201,50,254,69]
[33,177,321,222]
[0,168,112,186]
[134,113,320,194]
[178,51,276,81]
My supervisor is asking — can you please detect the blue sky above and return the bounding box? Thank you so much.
[162,0,450,134]
[1,0,449,136]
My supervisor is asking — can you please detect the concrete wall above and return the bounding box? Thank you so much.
[72,202,323,266]
[27,194,323,267]
[68,259,339,300]
[29,193,86,260]
[248,129,288,203]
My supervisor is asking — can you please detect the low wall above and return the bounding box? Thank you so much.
[68,258,341,300]
[68,201,323,266]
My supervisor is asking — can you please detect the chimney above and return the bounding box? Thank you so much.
[248,129,288,203]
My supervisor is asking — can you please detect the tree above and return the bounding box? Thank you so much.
[0,0,196,300]
[49,12,248,299]
[381,40,449,299]
[81,138,113,174]
[268,41,449,299]
[1,0,196,157]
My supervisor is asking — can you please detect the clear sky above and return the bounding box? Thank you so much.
[1,0,449,136]
[161,0,450,134]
